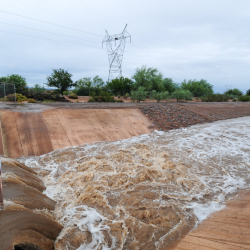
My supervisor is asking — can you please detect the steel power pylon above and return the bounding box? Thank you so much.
[102,25,131,82]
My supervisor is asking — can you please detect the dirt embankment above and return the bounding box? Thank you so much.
[179,102,250,121]
[140,104,211,131]
[140,102,250,131]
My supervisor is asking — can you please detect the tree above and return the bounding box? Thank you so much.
[0,74,28,95]
[183,90,193,102]
[33,84,45,94]
[132,66,164,92]
[46,69,76,95]
[247,89,250,96]
[77,77,92,96]
[163,78,179,94]
[181,79,213,97]
[107,77,133,96]
[225,88,243,96]
[150,90,170,102]
[172,89,193,102]
[130,87,147,102]
[76,76,104,96]
[92,75,104,90]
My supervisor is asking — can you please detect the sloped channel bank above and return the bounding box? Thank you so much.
[0,157,62,250]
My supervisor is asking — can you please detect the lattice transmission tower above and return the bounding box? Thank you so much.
[102,25,131,82]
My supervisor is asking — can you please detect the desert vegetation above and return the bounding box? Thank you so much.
[88,91,123,102]
[0,66,249,103]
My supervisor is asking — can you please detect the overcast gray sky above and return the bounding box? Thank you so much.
[0,0,249,93]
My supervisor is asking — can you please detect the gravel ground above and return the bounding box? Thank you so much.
[179,102,250,121]
[140,104,211,131]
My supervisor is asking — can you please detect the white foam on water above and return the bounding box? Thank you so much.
[19,116,250,249]
[58,205,115,250]
[187,201,226,223]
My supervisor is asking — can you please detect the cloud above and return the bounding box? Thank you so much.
[0,0,249,93]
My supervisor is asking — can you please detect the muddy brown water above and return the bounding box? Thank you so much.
[19,116,250,250]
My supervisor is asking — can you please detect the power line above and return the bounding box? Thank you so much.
[0,10,103,37]
[71,0,126,26]
[7,0,186,78]
[11,0,105,31]
[0,21,100,43]
[0,30,102,48]
[68,1,185,78]
[124,51,146,64]
[0,8,185,78]
[130,43,186,78]
[102,25,131,81]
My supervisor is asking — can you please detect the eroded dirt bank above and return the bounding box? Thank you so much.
[20,116,250,250]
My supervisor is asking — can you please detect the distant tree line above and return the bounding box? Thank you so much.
[1,66,250,102]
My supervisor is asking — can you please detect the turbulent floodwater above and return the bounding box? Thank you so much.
[21,116,250,250]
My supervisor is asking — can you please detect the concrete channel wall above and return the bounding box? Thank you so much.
[0,157,62,250]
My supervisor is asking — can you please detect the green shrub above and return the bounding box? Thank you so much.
[43,99,55,103]
[16,93,27,102]
[27,98,36,103]
[201,94,229,102]
[68,93,78,99]
[123,93,129,99]
[172,89,193,102]
[88,98,95,102]
[63,90,69,95]
[6,94,16,101]
[88,91,122,102]
[238,95,250,102]
[130,87,147,102]
[0,93,27,102]
[225,88,243,96]
[232,98,237,102]
[150,90,170,102]
[33,84,46,94]
[52,89,61,95]
[227,94,238,100]
[26,89,55,101]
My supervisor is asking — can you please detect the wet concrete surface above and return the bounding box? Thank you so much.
[0,157,62,250]
[176,189,250,249]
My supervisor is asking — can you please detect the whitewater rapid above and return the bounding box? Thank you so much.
[20,116,250,250]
